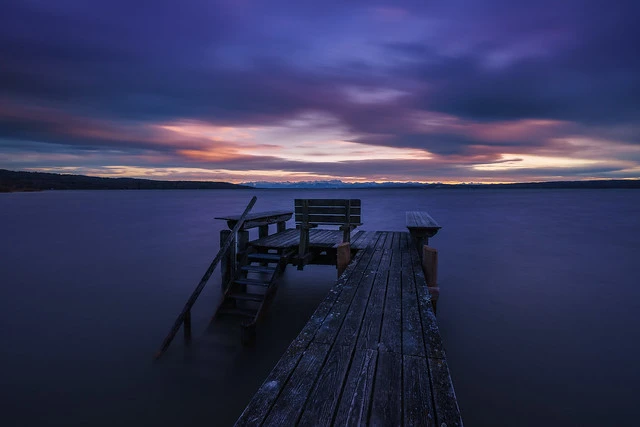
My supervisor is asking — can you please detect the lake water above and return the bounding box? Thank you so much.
[1,189,639,426]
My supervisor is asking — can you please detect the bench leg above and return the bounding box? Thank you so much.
[340,225,351,244]
[298,227,309,270]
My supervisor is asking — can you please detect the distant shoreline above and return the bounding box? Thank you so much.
[0,169,250,192]
[1,169,639,192]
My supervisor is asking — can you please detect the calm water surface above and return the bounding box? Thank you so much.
[1,189,639,426]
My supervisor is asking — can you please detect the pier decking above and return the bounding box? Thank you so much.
[235,231,462,426]
[155,198,462,426]
[250,229,371,251]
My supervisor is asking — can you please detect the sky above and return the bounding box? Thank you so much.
[1,0,639,183]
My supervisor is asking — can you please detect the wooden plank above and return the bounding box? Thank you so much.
[250,229,297,248]
[383,232,394,250]
[235,343,307,427]
[402,272,426,357]
[370,350,402,426]
[405,211,440,229]
[349,230,365,247]
[294,242,373,345]
[294,214,362,225]
[333,349,378,426]
[216,210,291,222]
[408,240,446,359]
[400,233,412,272]
[390,243,402,271]
[428,357,463,427]
[313,233,382,344]
[262,341,332,426]
[295,199,361,207]
[334,268,377,347]
[297,344,354,426]
[403,355,436,427]
[296,206,362,215]
[379,269,402,354]
[357,270,389,350]
[216,210,293,230]
[393,232,402,251]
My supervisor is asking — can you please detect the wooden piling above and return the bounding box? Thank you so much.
[220,230,234,291]
[422,245,439,313]
[336,242,351,277]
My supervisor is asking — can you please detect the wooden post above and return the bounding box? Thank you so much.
[237,230,249,275]
[336,242,351,277]
[220,229,234,292]
[184,309,192,343]
[258,225,269,266]
[277,221,286,233]
[298,226,309,270]
[422,245,439,313]
[413,233,428,260]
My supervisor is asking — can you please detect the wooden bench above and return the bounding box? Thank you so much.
[215,210,293,287]
[406,211,441,257]
[295,199,362,269]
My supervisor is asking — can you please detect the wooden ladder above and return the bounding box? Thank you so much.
[215,250,292,343]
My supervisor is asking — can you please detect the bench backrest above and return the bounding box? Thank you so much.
[294,199,362,227]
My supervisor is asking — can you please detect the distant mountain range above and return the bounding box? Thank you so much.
[1,169,638,192]
[244,179,640,189]
[0,169,250,192]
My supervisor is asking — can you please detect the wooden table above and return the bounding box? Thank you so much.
[406,211,441,255]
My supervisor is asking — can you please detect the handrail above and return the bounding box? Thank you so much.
[154,196,257,360]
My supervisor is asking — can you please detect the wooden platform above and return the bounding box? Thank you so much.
[249,229,372,251]
[235,231,462,426]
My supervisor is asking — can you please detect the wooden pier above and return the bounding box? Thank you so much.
[155,197,462,426]
[234,230,462,426]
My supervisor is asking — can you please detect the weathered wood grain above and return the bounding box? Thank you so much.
[405,211,440,230]
[428,357,463,427]
[370,350,402,426]
[294,199,361,207]
[408,238,446,359]
[216,210,292,230]
[294,213,362,225]
[262,341,331,426]
[234,230,461,426]
[250,229,370,250]
[298,343,354,426]
[314,241,379,344]
[402,272,426,357]
[379,269,402,354]
[333,349,378,426]
[334,269,377,347]
[357,270,389,350]
[234,343,307,426]
[403,355,436,427]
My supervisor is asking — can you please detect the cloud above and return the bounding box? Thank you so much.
[0,0,639,182]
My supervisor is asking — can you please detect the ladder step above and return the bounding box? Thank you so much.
[217,307,257,318]
[247,253,282,263]
[235,278,270,287]
[241,265,277,274]
[228,292,265,302]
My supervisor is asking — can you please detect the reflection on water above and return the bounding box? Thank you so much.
[1,189,639,426]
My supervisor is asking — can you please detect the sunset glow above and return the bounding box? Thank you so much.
[1,1,638,183]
